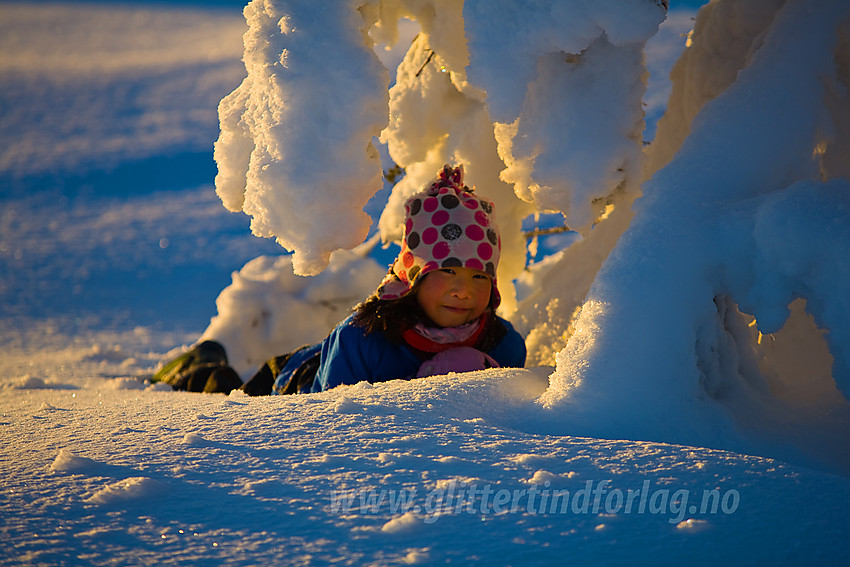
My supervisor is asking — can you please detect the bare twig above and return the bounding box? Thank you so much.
[523,225,573,239]
[415,49,436,77]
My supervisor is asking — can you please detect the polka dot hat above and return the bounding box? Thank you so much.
[377,164,502,307]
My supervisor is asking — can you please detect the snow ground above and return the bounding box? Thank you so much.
[5,369,850,565]
[1,1,849,565]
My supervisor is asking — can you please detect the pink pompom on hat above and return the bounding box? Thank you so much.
[377,164,501,307]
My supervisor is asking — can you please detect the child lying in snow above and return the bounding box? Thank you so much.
[152,164,526,395]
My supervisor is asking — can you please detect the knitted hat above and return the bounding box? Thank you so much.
[377,164,501,307]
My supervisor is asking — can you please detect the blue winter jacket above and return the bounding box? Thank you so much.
[272,314,526,393]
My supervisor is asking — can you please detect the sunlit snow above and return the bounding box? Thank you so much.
[2,0,849,565]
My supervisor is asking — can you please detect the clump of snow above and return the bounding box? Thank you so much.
[675,518,709,532]
[401,549,431,564]
[467,0,665,231]
[644,0,787,176]
[181,433,208,446]
[82,344,129,363]
[199,243,385,376]
[381,511,424,533]
[84,477,159,505]
[464,0,665,122]
[214,0,390,275]
[494,37,645,229]
[11,375,78,391]
[747,181,850,389]
[103,377,148,391]
[333,395,364,414]
[51,449,100,473]
[642,8,698,142]
[525,469,563,486]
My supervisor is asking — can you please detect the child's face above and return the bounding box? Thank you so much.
[415,267,492,328]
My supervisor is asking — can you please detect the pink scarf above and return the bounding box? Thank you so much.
[402,315,487,354]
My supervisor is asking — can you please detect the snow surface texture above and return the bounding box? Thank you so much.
[5,376,850,565]
[3,0,850,564]
[0,0,283,332]
[0,2,246,179]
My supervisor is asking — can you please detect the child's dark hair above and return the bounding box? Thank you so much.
[351,291,425,342]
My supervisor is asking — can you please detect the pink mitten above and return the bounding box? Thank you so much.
[416,346,500,378]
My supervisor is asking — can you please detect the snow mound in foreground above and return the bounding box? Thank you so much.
[3,371,849,564]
